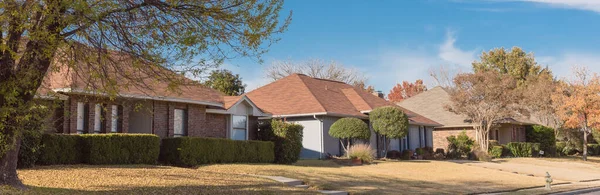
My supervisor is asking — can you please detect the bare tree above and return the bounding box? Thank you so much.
[265,59,367,84]
[429,64,461,88]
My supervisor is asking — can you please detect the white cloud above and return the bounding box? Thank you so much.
[519,0,600,13]
[438,32,477,66]
[369,32,475,92]
[538,52,600,79]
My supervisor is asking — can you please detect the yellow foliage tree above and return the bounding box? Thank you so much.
[552,66,600,161]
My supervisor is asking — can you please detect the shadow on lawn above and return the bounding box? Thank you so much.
[11,183,309,195]
[23,164,172,171]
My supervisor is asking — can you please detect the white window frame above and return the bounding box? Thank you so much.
[93,104,102,134]
[111,105,119,133]
[174,109,187,137]
[76,102,85,134]
[231,115,248,141]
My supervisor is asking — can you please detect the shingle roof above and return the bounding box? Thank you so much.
[39,53,225,107]
[398,86,539,128]
[246,74,439,126]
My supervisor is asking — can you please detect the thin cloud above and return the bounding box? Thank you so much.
[518,0,600,13]
[438,31,477,66]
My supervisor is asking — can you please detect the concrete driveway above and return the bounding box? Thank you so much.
[451,158,600,182]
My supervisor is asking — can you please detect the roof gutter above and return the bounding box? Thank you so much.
[54,88,224,108]
[258,112,369,120]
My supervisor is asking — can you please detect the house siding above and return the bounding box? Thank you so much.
[286,117,323,159]
[322,116,341,157]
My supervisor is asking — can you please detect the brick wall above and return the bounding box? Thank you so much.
[432,127,475,151]
[204,113,228,138]
[153,101,169,138]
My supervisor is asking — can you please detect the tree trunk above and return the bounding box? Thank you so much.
[583,129,588,161]
[0,136,24,189]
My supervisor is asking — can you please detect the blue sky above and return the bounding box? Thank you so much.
[222,0,600,93]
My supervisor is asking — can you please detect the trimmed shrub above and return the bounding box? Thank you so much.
[347,143,376,163]
[400,149,413,160]
[329,118,370,157]
[446,131,474,159]
[506,142,540,157]
[18,130,43,169]
[386,150,401,159]
[526,125,556,157]
[588,144,600,156]
[38,134,82,165]
[435,148,445,155]
[160,137,275,166]
[489,146,503,158]
[469,147,492,162]
[80,134,160,164]
[271,120,303,164]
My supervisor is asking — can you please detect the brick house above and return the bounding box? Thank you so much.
[397,86,538,151]
[244,74,441,159]
[38,58,268,141]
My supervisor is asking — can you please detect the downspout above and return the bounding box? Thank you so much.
[314,114,324,159]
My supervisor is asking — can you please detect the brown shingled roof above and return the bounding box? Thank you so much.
[39,49,225,107]
[246,74,439,126]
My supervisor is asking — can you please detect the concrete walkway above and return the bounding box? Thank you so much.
[253,174,349,195]
[451,158,600,182]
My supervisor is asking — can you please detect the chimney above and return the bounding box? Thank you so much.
[372,90,384,98]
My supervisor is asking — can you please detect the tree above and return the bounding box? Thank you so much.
[353,80,376,93]
[447,71,521,151]
[329,117,370,158]
[387,80,427,103]
[265,59,367,84]
[0,0,290,187]
[204,69,246,96]
[552,66,600,161]
[472,47,551,87]
[369,106,409,158]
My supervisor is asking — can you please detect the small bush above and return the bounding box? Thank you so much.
[271,120,303,164]
[489,140,500,147]
[526,125,556,157]
[347,143,376,163]
[506,142,540,157]
[588,144,600,156]
[556,142,567,156]
[470,147,492,162]
[18,130,43,169]
[435,148,445,155]
[160,137,274,166]
[80,134,160,164]
[386,150,401,159]
[38,134,82,165]
[419,147,434,160]
[401,149,413,160]
[446,131,474,159]
[489,146,503,158]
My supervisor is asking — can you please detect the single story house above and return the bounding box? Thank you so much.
[244,74,441,159]
[397,86,538,151]
[38,56,269,141]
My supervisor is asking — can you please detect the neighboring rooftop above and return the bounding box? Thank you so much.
[39,50,226,107]
[246,74,439,126]
[398,86,538,128]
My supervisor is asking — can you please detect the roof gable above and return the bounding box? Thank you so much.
[398,86,472,127]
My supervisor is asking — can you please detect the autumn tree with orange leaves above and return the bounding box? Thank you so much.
[387,80,427,103]
[552,66,600,161]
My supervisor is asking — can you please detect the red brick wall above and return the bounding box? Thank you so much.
[152,101,169,138]
[432,127,475,151]
[248,116,258,140]
[204,113,228,138]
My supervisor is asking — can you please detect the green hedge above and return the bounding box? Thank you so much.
[37,134,160,165]
[271,120,303,164]
[38,134,82,165]
[80,134,160,164]
[160,137,275,167]
[18,130,43,169]
[506,142,540,157]
[526,125,556,157]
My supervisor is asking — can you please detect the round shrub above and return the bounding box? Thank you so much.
[446,131,474,159]
[369,106,409,139]
[329,118,370,140]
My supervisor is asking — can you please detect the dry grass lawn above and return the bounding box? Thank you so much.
[1,159,573,194]
[3,165,310,195]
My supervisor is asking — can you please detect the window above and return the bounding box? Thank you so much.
[174,109,187,137]
[93,104,102,134]
[111,105,119,133]
[231,115,247,140]
[76,102,86,134]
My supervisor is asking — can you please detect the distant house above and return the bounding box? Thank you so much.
[397,86,537,150]
[245,74,440,159]
[38,56,269,141]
